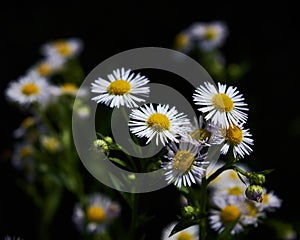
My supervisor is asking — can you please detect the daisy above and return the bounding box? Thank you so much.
[173,30,194,53]
[128,103,191,146]
[193,81,248,129]
[5,72,52,107]
[27,55,66,78]
[162,139,209,188]
[209,193,264,235]
[91,68,150,108]
[189,21,228,51]
[219,123,254,158]
[161,221,199,240]
[188,115,222,145]
[51,82,87,97]
[72,193,121,234]
[40,37,83,59]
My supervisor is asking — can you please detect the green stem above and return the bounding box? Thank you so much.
[199,178,208,240]
[129,193,139,240]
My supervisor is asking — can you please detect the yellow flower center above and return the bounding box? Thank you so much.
[20,146,33,158]
[147,113,170,131]
[21,83,40,96]
[175,33,189,49]
[177,231,194,240]
[172,150,195,174]
[246,201,257,216]
[37,62,52,76]
[221,205,240,224]
[226,125,243,145]
[190,128,211,142]
[262,194,269,204]
[205,26,218,40]
[54,40,72,56]
[228,186,244,195]
[212,93,233,112]
[87,205,106,223]
[62,83,78,94]
[107,80,131,95]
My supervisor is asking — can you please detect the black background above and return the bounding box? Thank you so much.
[0,1,297,240]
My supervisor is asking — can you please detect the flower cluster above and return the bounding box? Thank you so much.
[4,21,294,240]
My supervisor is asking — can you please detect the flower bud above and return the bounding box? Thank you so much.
[245,185,264,203]
[249,173,265,185]
[93,139,109,153]
[104,136,113,144]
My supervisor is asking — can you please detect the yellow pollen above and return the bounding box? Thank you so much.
[107,80,131,95]
[212,93,233,112]
[175,33,189,49]
[172,150,195,174]
[87,205,106,223]
[263,194,269,204]
[37,62,52,76]
[54,40,72,56]
[20,146,33,158]
[205,26,218,40]
[221,205,240,224]
[62,83,78,94]
[226,125,243,145]
[228,186,244,195]
[21,83,40,96]
[246,201,257,216]
[190,128,211,142]
[147,113,170,131]
[177,231,194,240]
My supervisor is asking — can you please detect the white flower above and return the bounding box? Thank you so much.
[187,115,222,145]
[91,68,150,108]
[72,193,121,234]
[162,139,209,188]
[189,21,228,51]
[174,30,194,53]
[128,103,191,146]
[5,72,53,106]
[209,193,265,235]
[193,81,248,129]
[219,123,254,158]
[40,38,83,59]
[27,55,66,78]
[161,221,199,240]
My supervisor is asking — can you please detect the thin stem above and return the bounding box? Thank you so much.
[199,178,208,240]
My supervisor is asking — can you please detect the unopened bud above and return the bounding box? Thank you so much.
[245,185,264,203]
[249,173,265,185]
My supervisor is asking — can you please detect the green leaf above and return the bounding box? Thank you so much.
[255,169,275,175]
[109,157,130,169]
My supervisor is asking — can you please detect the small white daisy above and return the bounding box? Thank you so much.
[162,139,209,188]
[193,81,248,129]
[209,193,264,235]
[27,55,66,78]
[40,135,62,153]
[5,72,53,106]
[219,123,254,158]
[174,30,194,53]
[72,193,121,234]
[161,221,199,240]
[187,115,222,145]
[91,68,150,108]
[51,82,87,97]
[40,38,83,59]
[189,21,228,51]
[128,103,191,146]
